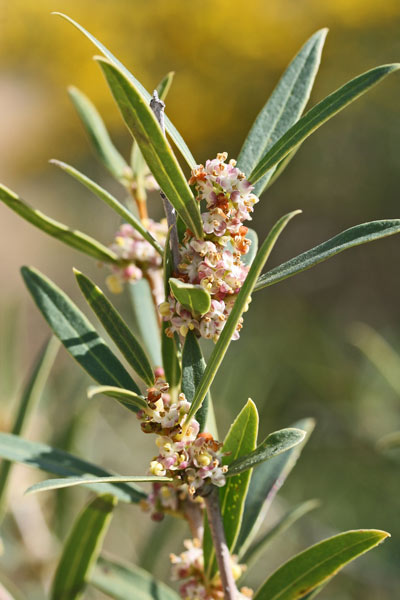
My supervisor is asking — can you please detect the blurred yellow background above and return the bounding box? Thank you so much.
[1,2,400,599]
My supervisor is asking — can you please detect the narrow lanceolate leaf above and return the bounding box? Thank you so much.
[186,210,301,427]
[249,64,400,184]
[51,494,116,600]
[182,331,209,431]
[129,280,162,367]
[68,86,129,181]
[204,400,259,579]
[237,29,327,194]
[21,267,141,401]
[75,270,154,387]
[161,226,181,389]
[170,278,211,316]
[0,185,118,264]
[53,13,196,169]
[26,474,172,495]
[51,160,162,255]
[242,499,320,567]
[255,220,400,292]
[0,337,59,519]
[92,556,180,600]
[253,529,390,600]
[96,57,202,237]
[0,433,146,503]
[236,418,315,557]
[227,428,305,476]
[88,386,148,413]
[241,228,259,267]
[156,71,175,102]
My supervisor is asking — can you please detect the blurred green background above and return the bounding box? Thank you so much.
[1,1,400,598]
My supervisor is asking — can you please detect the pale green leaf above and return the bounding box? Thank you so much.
[170,278,211,316]
[249,64,400,183]
[242,228,259,267]
[26,474,172,495]
[50,494,116,600]
[253,529,390,600]
[87,385,148,413]
[0,185,118,264]
[129,279,162,368]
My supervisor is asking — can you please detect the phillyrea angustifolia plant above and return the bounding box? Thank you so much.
[0,12,399,600]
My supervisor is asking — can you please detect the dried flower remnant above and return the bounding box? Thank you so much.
[161,153,258,342]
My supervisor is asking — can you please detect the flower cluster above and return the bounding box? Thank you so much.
[161,153,259,342]
[106,219,167,302]
[170,539,253,600]
[137,378,227,502]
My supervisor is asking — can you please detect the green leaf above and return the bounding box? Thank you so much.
[0,433,146,503]
[0,185,118,264]
[162,325,182,391]
[227,428,306,476]
[50,494,116,600]
[255,220,400,292]
[235,418,315,557]
[169,278,211,316]
[242,228,258,267]
[185,210,301,427]
[249,64,400,184]
[237,29,327,194]
[75,270,154,387]
[204,399,259,579]
[182,331,209,431]
[95,57,203,237]
[129,279,162,367]
[68,86,129,181]
[242,499,320,567]
[87,385,148,413]
[253,529,390,600]
[26,474,172,495]
[21,267,141,401]
[156,71,175,102]
[53,12,196,170]
[91,556,180,600]
[51,160,163,255]
[0,337,59,520]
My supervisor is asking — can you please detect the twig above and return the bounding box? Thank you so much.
[150,90,181,269]
[203,487,238,600]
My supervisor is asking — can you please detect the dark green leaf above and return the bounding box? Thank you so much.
[255,220,400,292]
[253,529,390,600]
[0,433,146,503]
[91,556,180,600]
[26,474,172,495]
[68,86,129,181]
[51,160,163,255]
[237,29,327,194]
[249,64,400,184]
[169,278,211,316]
[96,57,202,237]
[75,270,154,386]
[185,210,301,427]
[161,325,181,391]
[21,267,141,401]
[227,428,305,476]
[0,185,118,264]
[50,494,116,600]
[182,331,209,431]
[129,279,162,368]
[204,399,258,578]
[53,13,196,169]
[87,385,148,413]
[235,418,315,557]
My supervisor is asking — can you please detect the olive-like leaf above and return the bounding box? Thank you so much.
[52,160,163,255]
[53,12,196,169]
[91,556,180,600]
[185,210,301,427]
[156,71,175,102]
[0,433,146,503]
[50,494,116,600]
[237,29,327,194]
[249,64,400,183]
[181,331,209,431]
[255,219,400,292]
[0,185,118,264]
[253,530,390,600]
[21,267,141,400]
[129,280,162,368]
[95,57,202,237]
[26,474,172,496]
[227,428,305,476]
[68,86,129,181]
[87,385,148,413]
[169,278,211,316]
[75,270,154,387]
